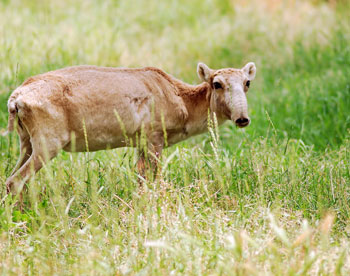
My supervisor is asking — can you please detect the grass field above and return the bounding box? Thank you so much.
[1,0,350,274]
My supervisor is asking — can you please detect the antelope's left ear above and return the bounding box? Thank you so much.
[242,62,256,80]
[197,62,212,82]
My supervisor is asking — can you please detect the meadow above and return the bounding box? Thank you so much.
[0,0,350,274]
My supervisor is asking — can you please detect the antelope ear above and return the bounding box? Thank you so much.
[197,62,212,82]
[242,62,256,80]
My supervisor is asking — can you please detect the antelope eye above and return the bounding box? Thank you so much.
[246,80,250,88]
[213,82,222,90]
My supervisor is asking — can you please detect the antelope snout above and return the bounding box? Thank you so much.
[235,117,250,128]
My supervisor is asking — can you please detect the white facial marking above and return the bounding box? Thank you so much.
[227,80,248,121]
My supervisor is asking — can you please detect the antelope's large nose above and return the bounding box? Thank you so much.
[235,117,250,128]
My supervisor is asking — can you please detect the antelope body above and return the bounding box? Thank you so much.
[4,62,256,194]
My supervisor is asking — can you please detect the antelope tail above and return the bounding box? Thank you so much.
[2,100,17,136]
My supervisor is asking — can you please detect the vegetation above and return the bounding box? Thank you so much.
[0,0,349,274]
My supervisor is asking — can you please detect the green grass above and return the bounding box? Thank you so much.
[1,0,350,274]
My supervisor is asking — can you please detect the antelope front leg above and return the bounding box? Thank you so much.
[136,146,163,182]
[137,150,146,182]
[136,132,164,182]
[148,131,164,180]
[148,142,163,178]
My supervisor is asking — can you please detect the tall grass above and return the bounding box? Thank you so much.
[0,0,350,274]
